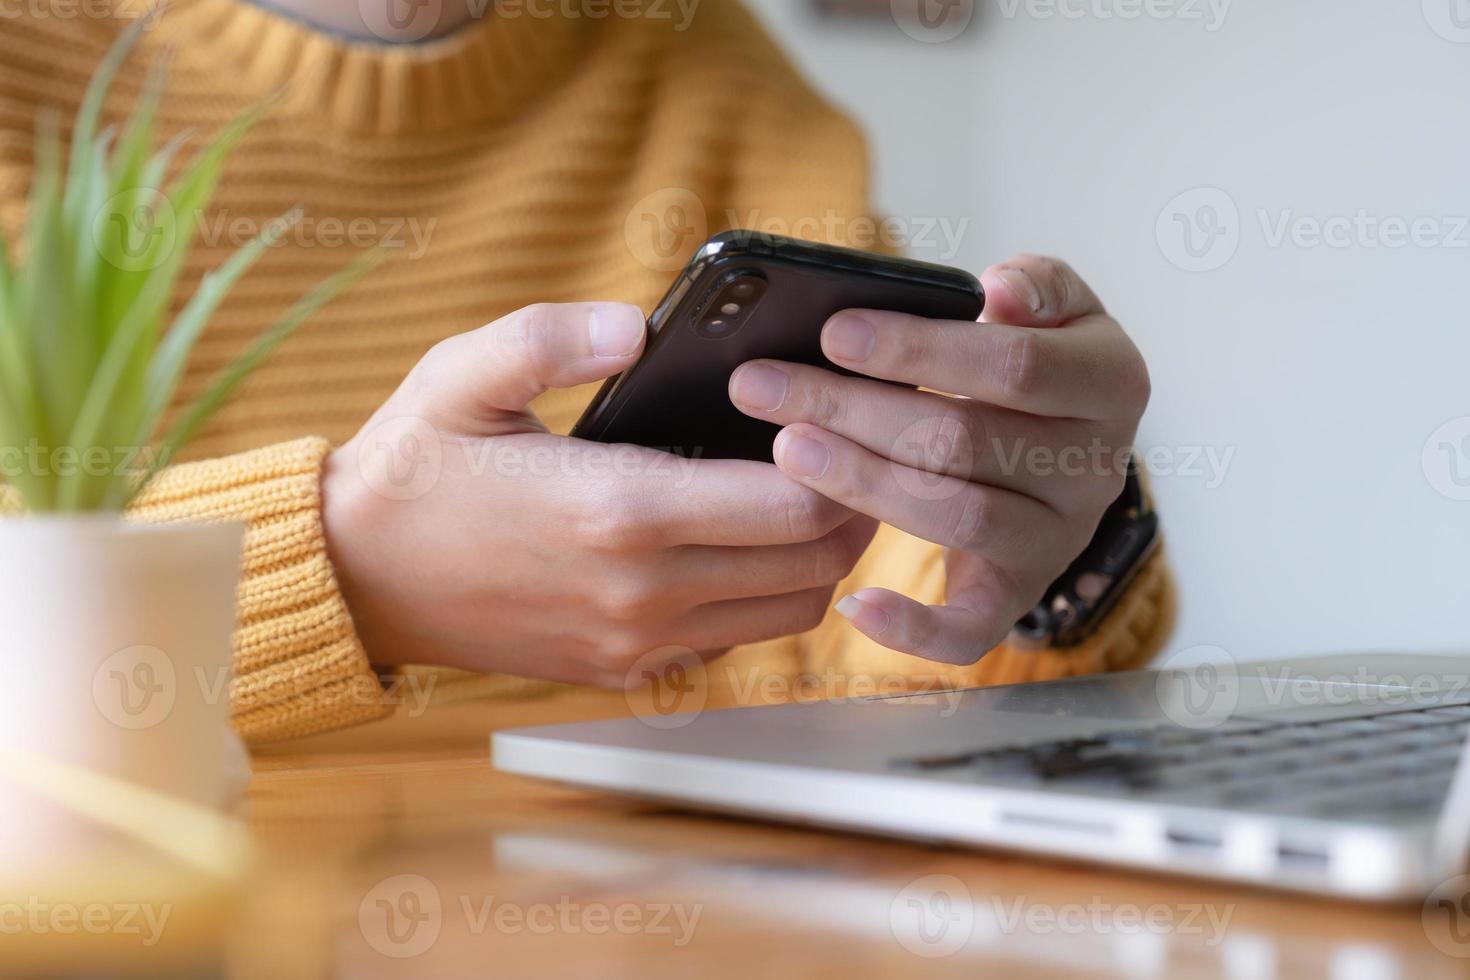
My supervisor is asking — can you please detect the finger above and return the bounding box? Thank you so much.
[819,308,1144,420]
[834,585,1018,666]
[771,423,1067,565]
[730,359,1120,506]
[663,515,879,603]
[667,585,838,652]
[412,302,646,428]
[978,253,1105,328]
[575,449,855,548]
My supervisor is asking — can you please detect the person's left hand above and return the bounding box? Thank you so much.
[727,254,1150,664]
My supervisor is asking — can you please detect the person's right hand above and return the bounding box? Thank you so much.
[321,302,877,686]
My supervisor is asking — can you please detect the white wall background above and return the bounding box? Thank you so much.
[745,0,1470,664]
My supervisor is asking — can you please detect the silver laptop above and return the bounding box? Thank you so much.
[493,652,1470,901]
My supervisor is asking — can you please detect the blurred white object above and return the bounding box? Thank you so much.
[0,517,244,863]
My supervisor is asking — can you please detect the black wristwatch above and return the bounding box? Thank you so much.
[1010,460,1160,649]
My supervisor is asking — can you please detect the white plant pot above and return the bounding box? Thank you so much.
[0,517,244,815]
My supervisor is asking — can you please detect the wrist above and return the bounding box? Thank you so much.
[321,440,398,668]
[1010,461,1159,650]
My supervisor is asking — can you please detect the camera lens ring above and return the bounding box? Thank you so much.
[692,270,767,340]
[694,317,734,340]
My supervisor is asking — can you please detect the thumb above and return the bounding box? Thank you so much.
[410,302,646,432]
[979,254,1104,329]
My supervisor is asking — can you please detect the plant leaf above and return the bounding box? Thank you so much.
[54,238,176,511]
[0,361,51,511]
[90,101,269,491]
[131,207,302,453]
[0,228,37,432]
[20,114,75,448]
[131,249,385,503]
[87,53,166,352]
[5,33,383,513]
[62,13,151,229]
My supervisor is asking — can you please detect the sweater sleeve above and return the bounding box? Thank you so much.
[124,437,390,743]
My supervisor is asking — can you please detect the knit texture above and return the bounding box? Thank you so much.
[0,0,1174,741]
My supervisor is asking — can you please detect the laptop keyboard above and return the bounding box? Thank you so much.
[893,701,1470,822]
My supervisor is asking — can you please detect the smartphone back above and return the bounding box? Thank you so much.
[572,232,984,463]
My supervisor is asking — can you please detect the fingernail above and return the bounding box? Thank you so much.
[779,432,831,479]
[998,266,1043,315]
[730,363,789,412]
[836,594,890,635]
[589,308,644,358]
[824,314,877,363]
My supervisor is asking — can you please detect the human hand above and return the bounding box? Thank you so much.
[323,302,876,685]
[728,255,1149,664]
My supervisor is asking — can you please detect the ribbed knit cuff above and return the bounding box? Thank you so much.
[128,437,391,743]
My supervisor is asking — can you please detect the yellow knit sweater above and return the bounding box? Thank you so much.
[0,0,1173,742]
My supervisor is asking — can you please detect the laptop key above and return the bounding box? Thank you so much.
[1352,712,1445,729]
[898,707,1470,805]
[1140,761,1245,789]
[1312,718,1405,737]
[1311,749,1369,768]
[1218,732,1300,754]
[1277,725,1366,747]
[1379,727,1461,749]
[1298,768,1359,789]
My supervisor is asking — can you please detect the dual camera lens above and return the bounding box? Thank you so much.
[694,272,767,340]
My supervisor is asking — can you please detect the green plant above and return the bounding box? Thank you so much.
[0,19,380,513]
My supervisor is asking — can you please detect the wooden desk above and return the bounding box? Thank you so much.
[194,688,1462,979]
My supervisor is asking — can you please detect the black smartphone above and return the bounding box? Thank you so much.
[571,231,985,462]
